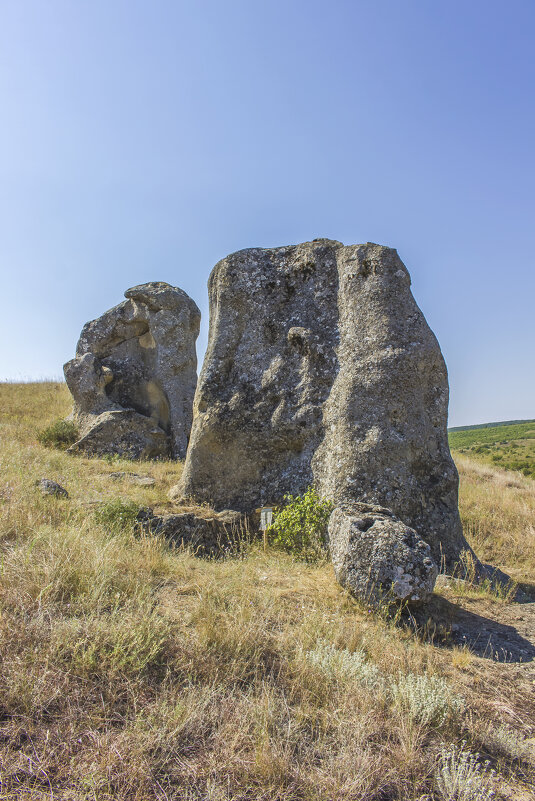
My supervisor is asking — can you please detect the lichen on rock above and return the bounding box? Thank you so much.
[328,504,438,604]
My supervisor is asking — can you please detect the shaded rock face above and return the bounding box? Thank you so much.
[137,507,249,557]
[172,240,468,568]
[64,282,200,460]
[328,504,438,604]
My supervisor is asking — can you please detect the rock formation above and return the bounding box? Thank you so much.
[328,504,438,603]
[136,507,249,557]
[171,240,468,569]
[64,282,200,460]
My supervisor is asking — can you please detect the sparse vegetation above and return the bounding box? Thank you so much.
[449,549,518,602]
[454,453,535,583]
[94,497,142,531]
[0,382,534,799]
[435,743,496,801]
[390,672,464,727]
[303,639,383,688]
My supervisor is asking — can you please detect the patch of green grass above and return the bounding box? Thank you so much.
[448,420,535,449]
[37,418,79,449]
[94,497,142,531]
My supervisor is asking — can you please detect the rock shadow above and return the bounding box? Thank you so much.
[407,596,535,663]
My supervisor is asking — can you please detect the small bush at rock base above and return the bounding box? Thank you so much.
[267,487,333,562]
[37,418,79,449]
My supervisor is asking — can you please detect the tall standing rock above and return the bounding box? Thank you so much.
[171,240,341,510]
[172,240,468,568]
[64,282,200,460]
[312,243,466,567]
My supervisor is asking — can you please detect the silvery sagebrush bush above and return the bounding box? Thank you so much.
[436,742,495,801]
[304,640,382,688]
[390,672,464,726]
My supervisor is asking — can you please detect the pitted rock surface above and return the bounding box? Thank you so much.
[64,282,200,460]
[328,504,438,604]
[172,240,468,567]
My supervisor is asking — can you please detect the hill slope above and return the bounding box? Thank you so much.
[449,419,535,433]
[449,420,535,480]
[0,383,534,800]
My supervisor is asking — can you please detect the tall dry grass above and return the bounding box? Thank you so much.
[455,453,535,582]
[0,384,534,799]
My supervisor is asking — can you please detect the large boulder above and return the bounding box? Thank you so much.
[171,240,468,568]
[64,282,200,459]
[328,504,438,604]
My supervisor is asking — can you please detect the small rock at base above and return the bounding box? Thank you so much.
[136,507,249,557]
[328,503,438,605]
[37,479,69,498]
[107,472,156,486]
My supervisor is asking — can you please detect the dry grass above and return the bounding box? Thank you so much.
[0,383,534,800]
[455,453,535,585]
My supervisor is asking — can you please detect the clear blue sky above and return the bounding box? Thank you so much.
[0,0,533,426]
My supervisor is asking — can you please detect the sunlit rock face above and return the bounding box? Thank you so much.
[64,282,200,460]
[328,503,438,605]
[172,240,467,568]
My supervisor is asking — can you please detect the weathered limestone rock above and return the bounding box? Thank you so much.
[137,507,249,557]
[37,478,69,498]
[64,282,200,460]
[312,242,466,568]
[328,504,438,604]
[107,472,156,486]
[171,240,340,508]
[171,240,468,568]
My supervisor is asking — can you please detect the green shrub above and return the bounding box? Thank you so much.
[94,498,141,531]
[37,418,79,449]
[268,487,333,562]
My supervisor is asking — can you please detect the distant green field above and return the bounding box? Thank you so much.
[449,418,535,433]
[448,420,535,479]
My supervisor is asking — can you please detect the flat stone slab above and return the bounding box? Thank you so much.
[106,472,156,486]
[137,507,250,557]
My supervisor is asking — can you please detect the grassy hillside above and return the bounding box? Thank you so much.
[1,383,534,800]
[449,421,535,481]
